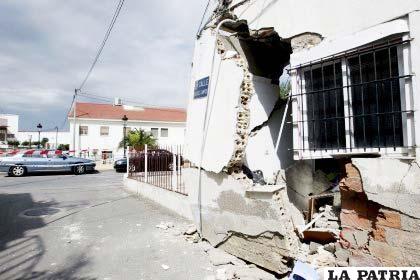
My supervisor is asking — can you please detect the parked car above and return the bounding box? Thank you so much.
[0,150,96,177]
[115,149,183,173]
[114,158,128,172]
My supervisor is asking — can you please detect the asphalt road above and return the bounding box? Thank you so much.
[0,171,214,280]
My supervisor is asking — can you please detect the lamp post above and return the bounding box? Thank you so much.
[37,123,42,149]
[55,126,58,149]
[122,115,128,158]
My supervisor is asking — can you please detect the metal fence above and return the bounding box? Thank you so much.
[127,145,187,195]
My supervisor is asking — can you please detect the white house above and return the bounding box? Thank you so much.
[69,101,186,159]
[0,114,19,148]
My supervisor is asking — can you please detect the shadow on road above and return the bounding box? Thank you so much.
[0,193,96,279]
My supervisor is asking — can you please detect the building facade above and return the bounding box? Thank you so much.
[69,102,186,159]
[0,114,19,148]
[182,0,420,272]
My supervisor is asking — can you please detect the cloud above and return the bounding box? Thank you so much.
[0,0,209,129]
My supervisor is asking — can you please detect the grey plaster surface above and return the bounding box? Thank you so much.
[0,171,214,280]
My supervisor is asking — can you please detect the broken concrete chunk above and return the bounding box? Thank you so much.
[334,246,350,263]
[156,222,174,230]
[208,248,238,266]
[349,253,382,267]
[309,242,322,254]
[185,224,198,235]
[323,243,336,254]
[353,230,369,247]
[307,247,336,268]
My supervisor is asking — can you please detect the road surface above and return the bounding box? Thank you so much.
[0,170,214,280]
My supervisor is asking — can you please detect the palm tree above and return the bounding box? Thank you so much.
[119,128,157,151]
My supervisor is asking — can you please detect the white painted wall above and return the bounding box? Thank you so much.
[69,118,185,158]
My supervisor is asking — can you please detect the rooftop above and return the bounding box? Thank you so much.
[68,102,186,123]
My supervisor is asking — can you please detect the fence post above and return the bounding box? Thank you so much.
[171,147,177,190]
[144,144,148,183]
[126,146,130,177]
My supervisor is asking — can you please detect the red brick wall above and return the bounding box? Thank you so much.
[339,160,420,266]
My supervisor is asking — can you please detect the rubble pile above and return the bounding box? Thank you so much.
[313,205,340,230]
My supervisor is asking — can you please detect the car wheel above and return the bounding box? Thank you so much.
[10,166,26,177]
[128,164,136,172]
[74,165,86,175]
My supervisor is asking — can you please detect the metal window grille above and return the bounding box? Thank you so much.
[291,37,413,155]
[128,145,187,195]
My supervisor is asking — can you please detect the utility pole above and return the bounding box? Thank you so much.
[73,89,78,155]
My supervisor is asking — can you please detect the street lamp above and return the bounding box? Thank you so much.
[55,126,58,149]
[122,115,128,158]
[37,123,42,149]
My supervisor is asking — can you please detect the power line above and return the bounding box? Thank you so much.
[77,0,126,91]
[196,0,211,37]
[60,94,76,129]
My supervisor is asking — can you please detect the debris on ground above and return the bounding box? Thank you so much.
[161,264,170,270]
[155,221,174,230]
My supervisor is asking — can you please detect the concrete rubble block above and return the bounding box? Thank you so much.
[334,246,350,263]
[155,221,174,230]
[218,231,295,275]
[348,253,382,267]
[353,230,369,247]
[208,248,239,266]
[368,240,405,266]
[307,247,336,268]
[323,243,336,254]
[309,242,322,254]
[185,224,198,235]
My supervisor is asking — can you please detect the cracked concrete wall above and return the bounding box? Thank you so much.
[352,158,420,219]
[185,29,292,178]
[184,167,300,274]
[220,0,420,39]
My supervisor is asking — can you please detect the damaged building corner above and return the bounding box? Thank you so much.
[184,0,420,276]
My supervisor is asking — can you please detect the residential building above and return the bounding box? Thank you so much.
[179,0,420,272]
[69,102,186,159]
[0,114,19,148]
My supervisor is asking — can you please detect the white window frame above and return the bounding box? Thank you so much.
[291,37,414,160]
[79,125,89,136]
[100,126,109,136]
[160,128,169,137]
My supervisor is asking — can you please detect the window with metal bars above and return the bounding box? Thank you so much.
[292,37,413,157]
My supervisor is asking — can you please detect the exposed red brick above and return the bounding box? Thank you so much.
[372,226,386,242]
[376,209,401,229]
[340,210,372,230]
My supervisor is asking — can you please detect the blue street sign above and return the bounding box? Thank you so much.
[194,76,209,99]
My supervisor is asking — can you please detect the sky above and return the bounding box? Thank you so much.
[0,0,211,130]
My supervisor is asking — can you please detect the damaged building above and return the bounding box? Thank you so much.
[183,0,420,275]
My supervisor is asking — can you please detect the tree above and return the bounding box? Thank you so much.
[57,144,70,151]
[41,138,49,148]
[119,128,157,151]
[279,80,291,100]
[21,141,30,146]
[7,140,20,148]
